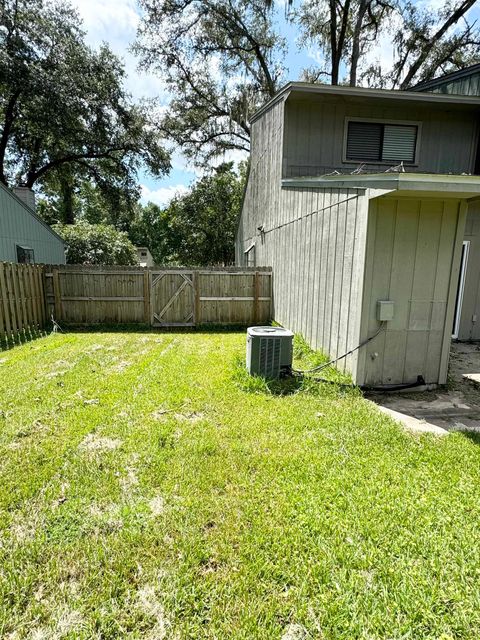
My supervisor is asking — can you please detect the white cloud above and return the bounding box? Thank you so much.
[140,183,189,207]
[70,0,168,101]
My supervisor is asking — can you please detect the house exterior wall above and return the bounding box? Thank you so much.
[458,200,480,340]
[0,183,65,264]
[283,98,478,177]
[357,196,466,386]
[236,99,370,378]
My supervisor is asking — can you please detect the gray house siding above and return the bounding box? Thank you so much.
[458,201,480,340]
[412,65,480,97]
[236,99,369,378]
[283,98,478,178]
[357,196,465,386]
[0,183,65,264]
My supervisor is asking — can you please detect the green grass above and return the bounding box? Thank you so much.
[1,331,480,639]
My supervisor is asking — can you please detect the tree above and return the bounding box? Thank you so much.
[134,0,285,166]
[53,222,138,265]
[128,202,173,265]
[295,0,480,88]
[131,163,245,266]
[0,0,170,209]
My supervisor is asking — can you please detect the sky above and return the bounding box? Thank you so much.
[69,0,477,207]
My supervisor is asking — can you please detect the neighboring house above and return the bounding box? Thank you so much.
[235,82,480,387]
[0,184,65,264]
[413,66,480,341]
[136,246,154,267]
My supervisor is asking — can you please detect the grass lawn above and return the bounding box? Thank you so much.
[1,331,480,639]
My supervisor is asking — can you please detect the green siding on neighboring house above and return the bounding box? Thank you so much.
[0,183,65,264]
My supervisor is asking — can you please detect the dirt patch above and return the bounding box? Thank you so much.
[137,585,169,639]
[149,495,165,516]
[281,623,308,640]
[174,411,205,423]
[79,434,122,453]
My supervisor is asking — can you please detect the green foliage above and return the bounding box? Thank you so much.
[53,222,138,265]
[0,0,169,212]
[161,162,244,265]
[134,0,285,166]
[128,202,171,265]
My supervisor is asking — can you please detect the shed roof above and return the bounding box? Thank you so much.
[251,82,480,123]
[282,173,480,200]
[411,64,480,93]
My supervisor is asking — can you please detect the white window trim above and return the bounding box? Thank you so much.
[244,242,256,267]
[342,116,422,166]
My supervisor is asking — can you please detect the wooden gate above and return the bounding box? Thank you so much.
[150,270,195,327]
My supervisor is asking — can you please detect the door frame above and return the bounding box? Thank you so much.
[452,239,470,339]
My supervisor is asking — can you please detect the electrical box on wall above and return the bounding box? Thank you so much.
[377,300,394,322]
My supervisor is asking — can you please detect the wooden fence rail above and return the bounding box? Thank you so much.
[44,265,272,327]
[0,262,47,348]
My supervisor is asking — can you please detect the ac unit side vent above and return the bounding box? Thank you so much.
[259,337,281,378]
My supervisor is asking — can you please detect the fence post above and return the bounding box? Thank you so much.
[194,270,200,326]
[253,271,260,325]
[143,269,150,325]
[52,267,62,322]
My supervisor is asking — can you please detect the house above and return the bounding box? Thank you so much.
[135,246,154,267]
[235,82,480,387]
[0,184,65,264]
[412,66,480,341]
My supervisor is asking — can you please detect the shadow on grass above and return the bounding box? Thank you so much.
[456,430,480,446]
[1,328,48,351]
[231,355,359,398]
[56,323,250,334]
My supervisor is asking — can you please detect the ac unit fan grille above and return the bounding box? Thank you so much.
[259,337,281,377]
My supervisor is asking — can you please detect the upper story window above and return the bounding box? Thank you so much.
[345,119,420,164]
[16,245,34,264]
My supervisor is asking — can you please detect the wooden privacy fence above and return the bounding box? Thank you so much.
[44,265,272,327]
[0,262,47,347]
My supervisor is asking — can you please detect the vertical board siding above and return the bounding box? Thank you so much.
[236,99,369,379]
[283,99,478,178]
[0,262,46,348]
[459,200,480,340]
[358,197,463,386]
[44,266,272,326]
[0,183,65,264]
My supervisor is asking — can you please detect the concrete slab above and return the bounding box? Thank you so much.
[377,405,449,436]
[462,373,480,385]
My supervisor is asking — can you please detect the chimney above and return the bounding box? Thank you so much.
[13,187,36,212]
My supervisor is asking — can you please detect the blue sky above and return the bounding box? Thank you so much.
[69,0,478,206]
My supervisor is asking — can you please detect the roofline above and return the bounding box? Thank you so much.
[411,63,480,92]
[281,172,480,198]
[250,81,480,124]
[0,182,66,245]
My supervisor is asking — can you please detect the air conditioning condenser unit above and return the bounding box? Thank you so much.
[246,326,294,379]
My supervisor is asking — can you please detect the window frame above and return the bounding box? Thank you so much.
[244,242,256,268]
[342,117,422,166]
[16,245,35,264]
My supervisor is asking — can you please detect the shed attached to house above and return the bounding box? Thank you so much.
[0,184,65,264]
[413,65,480,341]
[236,83,480,387]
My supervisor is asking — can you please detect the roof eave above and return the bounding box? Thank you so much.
[281,173,480,199]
